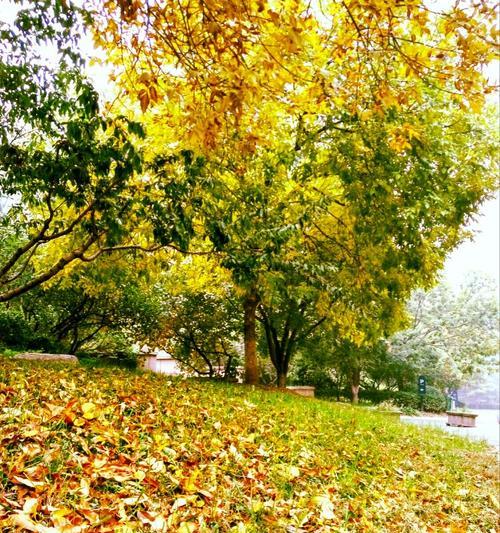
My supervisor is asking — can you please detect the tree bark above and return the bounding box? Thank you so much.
[351,367,361,404]
[277,372,287,388]
[243,289,259,385]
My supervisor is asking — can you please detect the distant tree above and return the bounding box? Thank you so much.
[257,285,326,388]
[161,290,242,379]
[292,331,392,403]
[388,274,499,391]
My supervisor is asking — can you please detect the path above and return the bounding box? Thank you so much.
[401,409,499,448]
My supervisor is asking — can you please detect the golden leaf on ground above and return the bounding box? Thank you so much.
[12,512,58,532]
[12,476,44,489]
[81,402,99,420]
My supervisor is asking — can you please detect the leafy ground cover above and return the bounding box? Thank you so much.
[0,360,498,532]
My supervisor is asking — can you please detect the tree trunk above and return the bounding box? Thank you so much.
[69,326,79,355]
[243,289,259,385]
[277,372,287,388]
[351,367,361,404]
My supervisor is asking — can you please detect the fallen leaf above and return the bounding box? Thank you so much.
[81,402,99,420]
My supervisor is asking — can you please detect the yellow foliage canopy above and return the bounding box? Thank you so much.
[92,0,498,151]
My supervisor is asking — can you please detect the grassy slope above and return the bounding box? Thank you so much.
[0,360,498,532]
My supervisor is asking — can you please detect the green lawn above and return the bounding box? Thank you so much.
[0,359,498,532]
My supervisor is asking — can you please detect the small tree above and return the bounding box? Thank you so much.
[162,290,242,379]
[5,255,164,354]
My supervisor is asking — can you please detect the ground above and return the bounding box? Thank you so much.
[0,359,498,532]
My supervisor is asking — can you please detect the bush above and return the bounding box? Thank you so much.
[0,307,32,348]
[358,388,447,413]
[359,389,394,404]
[79,356,137,370]
[288,365,346,399]
[0,306,60,352]
[391,390,446,413]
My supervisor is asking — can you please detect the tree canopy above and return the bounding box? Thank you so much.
[94,0,498,151]
[388,273,499,391]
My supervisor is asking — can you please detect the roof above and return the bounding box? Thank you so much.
[154,350,174,360]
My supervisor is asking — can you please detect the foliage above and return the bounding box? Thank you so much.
[0,1,150,301]
[0,3,204,302]
[257,272,327,386]
[161,289,242,379]
[0,302,58,352]
[93,0,498,387]
[95,0,498,152]
[0,305,32,349]
[293,352,450,413]
[291,272,498,402]
[0,359,498,531]
[0,254,165,355]
[358,389,447,414]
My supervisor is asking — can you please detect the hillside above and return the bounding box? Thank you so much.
[0,360,498,532]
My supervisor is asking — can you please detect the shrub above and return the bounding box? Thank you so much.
[392,390,446,413]
[0,307,31,348]
[359,388,447,413]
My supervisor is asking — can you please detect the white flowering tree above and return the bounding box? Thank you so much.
[388,273,499,391]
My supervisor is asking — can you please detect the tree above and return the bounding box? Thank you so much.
[35,263,162,354]
[0,1,204,303]
[1,252,165,354]
[388,274,499,391]
[257,288,326,388]
[0,1,147,301]
[291,323,407,402]
[93,0,498,385]
[161,290,241,379]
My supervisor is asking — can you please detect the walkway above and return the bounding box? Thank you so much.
[401,409,499,448]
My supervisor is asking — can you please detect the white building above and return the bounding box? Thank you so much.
[138,348,184,376]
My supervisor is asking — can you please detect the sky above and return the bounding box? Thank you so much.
[442,196,500,289]
[1,1,499,291]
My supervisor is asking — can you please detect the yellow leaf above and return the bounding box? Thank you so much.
[134,469,146,481]
[51,507,72,527]
[172,497,188,511]
[12,476,44,489]
[52,508,71,518]
[137,510,166,531]
[11,513,58,532]
[182,468,200,493]
[251,500,264,513]
[178,522,197,533]
[80,478,90,498]
[489,494,499,510]
[81,402,99,420]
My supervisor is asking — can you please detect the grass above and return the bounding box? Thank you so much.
[0,358,498,532]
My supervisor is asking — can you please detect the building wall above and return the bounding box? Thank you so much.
[141,356,183,376]
[155,359,183,376]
